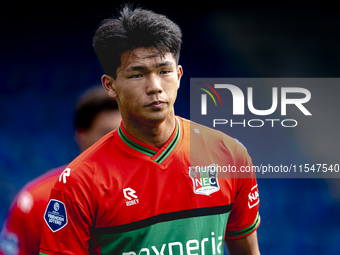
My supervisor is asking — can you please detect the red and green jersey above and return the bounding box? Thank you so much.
[39,117,260,255]
[0,166,65,255]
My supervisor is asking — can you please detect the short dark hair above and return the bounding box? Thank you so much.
[93,5,182,79]
[75,85,119,130]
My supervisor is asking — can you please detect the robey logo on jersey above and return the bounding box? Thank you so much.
[123,188,139,206]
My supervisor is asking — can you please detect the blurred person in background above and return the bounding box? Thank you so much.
[0,85,121,255]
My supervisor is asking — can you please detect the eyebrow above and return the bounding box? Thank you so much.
[126,61,174,72]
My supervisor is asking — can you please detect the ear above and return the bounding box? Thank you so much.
[177,65,183,88]
[102,75,117,98]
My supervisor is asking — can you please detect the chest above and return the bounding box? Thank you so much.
[93,156,235,229]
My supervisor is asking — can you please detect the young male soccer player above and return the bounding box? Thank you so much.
[0,86,121,255]
[39,6,261,255]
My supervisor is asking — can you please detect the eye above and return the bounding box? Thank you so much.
[160,70,171,74]
[128,74,143,78]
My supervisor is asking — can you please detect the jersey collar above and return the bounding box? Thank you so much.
[117,117,181,164]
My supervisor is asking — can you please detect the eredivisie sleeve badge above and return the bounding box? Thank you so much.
[44,199,68,232]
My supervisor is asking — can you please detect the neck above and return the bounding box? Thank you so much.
[122,114,177,148]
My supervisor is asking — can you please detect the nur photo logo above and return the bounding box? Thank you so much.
[195,79,312,128]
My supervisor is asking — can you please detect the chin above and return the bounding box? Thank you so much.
[143,111,171,124]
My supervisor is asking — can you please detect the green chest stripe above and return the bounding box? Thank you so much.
[94,212,231,255]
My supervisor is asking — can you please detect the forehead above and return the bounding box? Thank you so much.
[119,48,176,71]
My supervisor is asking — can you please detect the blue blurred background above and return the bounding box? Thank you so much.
[1,2,340,254]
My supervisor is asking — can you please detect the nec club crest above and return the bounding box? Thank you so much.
[189,164,220,195]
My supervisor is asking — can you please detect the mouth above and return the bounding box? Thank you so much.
[146,101,166,109]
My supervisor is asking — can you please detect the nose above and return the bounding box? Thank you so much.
[146,73,163,95]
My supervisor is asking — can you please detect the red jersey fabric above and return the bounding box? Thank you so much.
[0,166,65,255]
[39,117,260,255]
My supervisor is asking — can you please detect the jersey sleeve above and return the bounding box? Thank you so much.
[39,165,95,255]
[224,137,260,239]
[0,167,66,255]
[0,191,37,255]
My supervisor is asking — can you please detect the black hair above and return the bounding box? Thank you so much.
[75,85,119,130]
[93,5,182,79]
